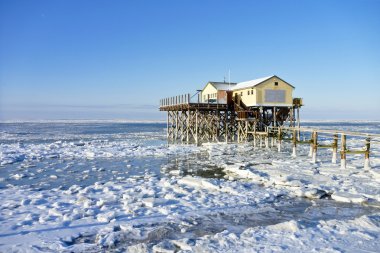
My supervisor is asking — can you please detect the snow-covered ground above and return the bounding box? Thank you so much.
[0,122,379,252]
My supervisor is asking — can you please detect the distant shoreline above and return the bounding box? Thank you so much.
[0,119,167,124]
[0,119,379,124]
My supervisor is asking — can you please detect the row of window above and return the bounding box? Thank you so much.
[203,93,217,100]
[234,89,255,97]
[205,83,278,99]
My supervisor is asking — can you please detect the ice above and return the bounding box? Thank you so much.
[0,121,379,252]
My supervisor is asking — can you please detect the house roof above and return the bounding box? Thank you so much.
[233,76,274,90]
[202,75,295,92]
[233,75,295,90]
[209,81,237,91]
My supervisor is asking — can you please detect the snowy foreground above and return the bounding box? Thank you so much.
[0,122,380,252]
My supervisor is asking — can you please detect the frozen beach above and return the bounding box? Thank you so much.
[1,121,380,252]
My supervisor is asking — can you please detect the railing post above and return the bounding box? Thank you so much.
[312,131,318,163]
[340,134,346,169]
[332,134,338,164]
[364,137,371,169]
[308,132,313,157]
[292,129,297,157]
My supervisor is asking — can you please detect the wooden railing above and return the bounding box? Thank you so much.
[247,125,380,169]
[160,93,191,107]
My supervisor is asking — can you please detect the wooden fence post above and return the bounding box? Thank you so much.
[292,129,297,157]
[312,131,318,163]
[340,134,346,169]
[332,134,338,164]
[308,132,313,157]
[364,138,371,169]
[277,127,282,152]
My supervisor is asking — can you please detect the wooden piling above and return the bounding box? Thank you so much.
[364,138,371,169]
[296,107,300,141]
[332,134,338,164]
[277,127,282,152]
[340,134,347,169]
[292,129,297,157]
[308,132,313,157]
[195,109,199,146]
[312,131,318,163]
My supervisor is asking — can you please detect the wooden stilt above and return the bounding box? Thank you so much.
[195,110,199,145]
[245,121,248,143]
[186,109,190,143]
[277,127,282,152]
[297,106,300,141]
[166,111,169,145]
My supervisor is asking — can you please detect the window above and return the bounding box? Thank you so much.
[247,90,250,95]
[274,82,279,86]
[265,90,285,103]
[241,92,243,96]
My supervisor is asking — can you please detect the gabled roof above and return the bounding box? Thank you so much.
[209,81,237,90]
[201,81,237,91]
[201,75,294,92]
[233,75,295,90]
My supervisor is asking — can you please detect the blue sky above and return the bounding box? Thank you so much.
[0,0,379,120]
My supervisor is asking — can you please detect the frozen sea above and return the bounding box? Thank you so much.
[0,121,380,252]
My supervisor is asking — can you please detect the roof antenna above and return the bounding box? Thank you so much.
[228,69,231,90]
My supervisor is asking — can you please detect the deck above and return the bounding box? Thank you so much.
[159,93,229,111]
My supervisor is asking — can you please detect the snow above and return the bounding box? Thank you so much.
[0,122,379,252]
[233,75,274,90]
[184,214,380,252]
